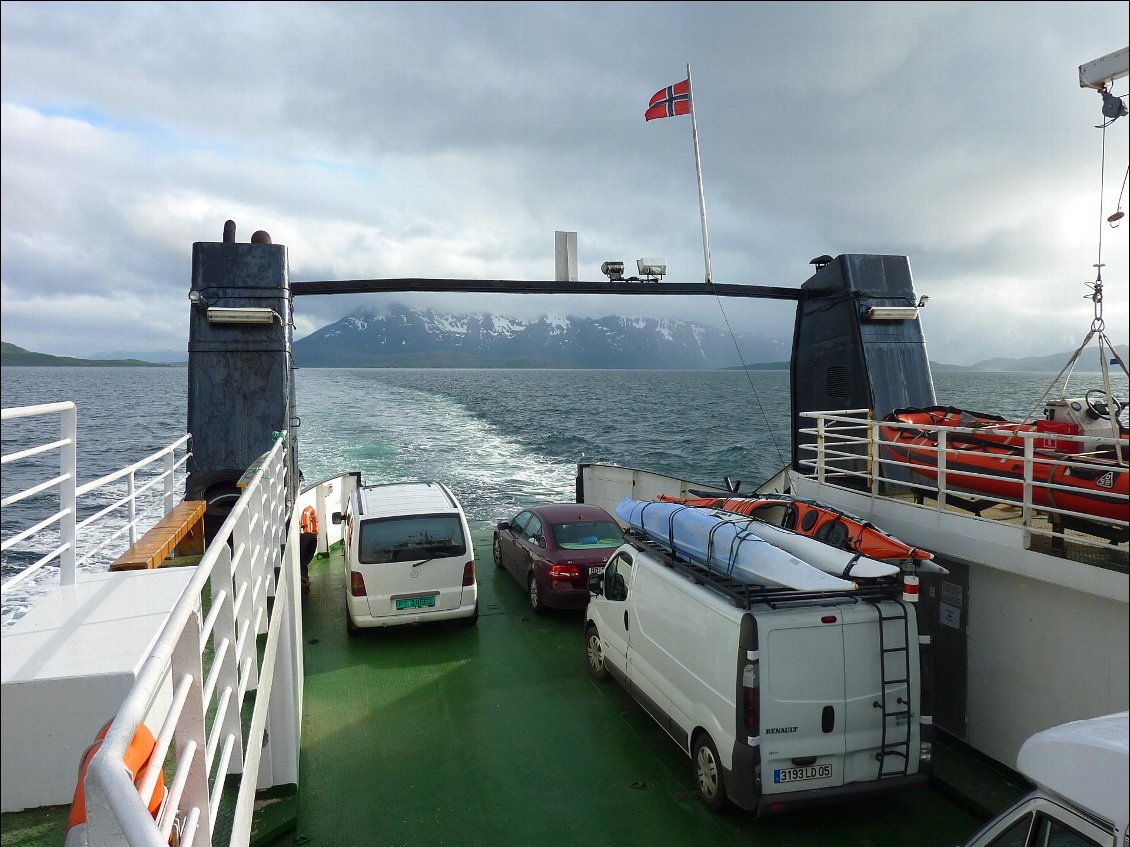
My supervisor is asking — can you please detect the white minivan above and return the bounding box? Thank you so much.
[585,533,932,815]
[333,481,478,632]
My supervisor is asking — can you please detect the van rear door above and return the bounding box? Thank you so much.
[757,607,846,793]
[356,513,469,616]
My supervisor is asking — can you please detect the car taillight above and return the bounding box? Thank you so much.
[462,561,475,586]
[548,564,581,578]
[349,571,366,597]
[743,661,760,735]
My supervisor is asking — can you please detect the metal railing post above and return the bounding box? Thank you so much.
[60,405,78,586]
[937,430,948,513]
[127,472,138,548]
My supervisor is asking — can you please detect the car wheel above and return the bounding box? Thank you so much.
[462,602,479,627]
[345,605,359,636]
[528,574,546,614]
[693,734,728,812]
[493,536,503,568]
[585,625,609,680]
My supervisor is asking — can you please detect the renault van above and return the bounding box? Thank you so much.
[333,481,478,632]
[585,533,932,815]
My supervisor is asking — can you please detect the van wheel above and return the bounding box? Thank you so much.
[492,537,503,568]
[345,607,359,636]
[585,625,609,680]
[693,734,728,811]
[528,575,546,614]
[462,603,479,627]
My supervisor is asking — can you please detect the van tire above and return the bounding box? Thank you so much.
[345,606,359,636]
[527,575,546,614]
[585,625,609,680]
[462,603,479,627]
[693,734,728,811]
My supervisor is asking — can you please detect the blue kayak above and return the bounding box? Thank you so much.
[616,497,856,591]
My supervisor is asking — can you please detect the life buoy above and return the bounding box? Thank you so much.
[65,721,166,847]
[300,505,319,536]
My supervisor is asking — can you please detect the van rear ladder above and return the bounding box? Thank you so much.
[868,600,913,778]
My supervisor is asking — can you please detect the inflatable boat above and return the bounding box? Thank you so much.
[880,406,1129,524]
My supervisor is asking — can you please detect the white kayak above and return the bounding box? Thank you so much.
[695,507,901,580]
[616,497,856,591]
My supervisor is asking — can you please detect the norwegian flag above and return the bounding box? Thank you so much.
[644,79,690,121]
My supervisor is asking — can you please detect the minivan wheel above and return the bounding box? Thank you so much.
[345,606,359,636]
[528,574,545,614]
[492,537,503,568]
[693,735,728,811]
[585,625,609,680]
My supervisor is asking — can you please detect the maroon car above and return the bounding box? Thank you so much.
[493,503,625,612]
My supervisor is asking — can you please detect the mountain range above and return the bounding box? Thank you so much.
[291,304,790,369]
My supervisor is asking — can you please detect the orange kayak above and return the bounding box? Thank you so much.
[658,493,934,563]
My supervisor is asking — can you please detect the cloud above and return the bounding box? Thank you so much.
[2,1,1127,365]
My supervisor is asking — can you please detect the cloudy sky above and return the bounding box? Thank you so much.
[1,2,1127,365]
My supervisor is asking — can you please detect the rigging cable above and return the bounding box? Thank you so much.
[713,294,788,471]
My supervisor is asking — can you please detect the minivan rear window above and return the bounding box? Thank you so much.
[359,514,467,564]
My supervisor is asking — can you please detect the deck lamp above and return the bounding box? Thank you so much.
[865,306,920,321]
[206,306,280,325]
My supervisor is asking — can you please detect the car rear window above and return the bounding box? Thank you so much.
[359,514,467,563]
[550,520,624,549]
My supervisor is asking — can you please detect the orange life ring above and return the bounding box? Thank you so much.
[300,505,319,535]
[66,721,166,845]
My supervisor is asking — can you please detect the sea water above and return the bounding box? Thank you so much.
[2,365,1126,622]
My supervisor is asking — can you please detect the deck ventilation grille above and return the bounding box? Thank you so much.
[825,366,851,398]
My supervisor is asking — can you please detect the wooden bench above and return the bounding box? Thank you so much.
[110,500,207,571]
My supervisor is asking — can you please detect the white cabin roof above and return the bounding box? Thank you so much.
[1015,711,1129,835]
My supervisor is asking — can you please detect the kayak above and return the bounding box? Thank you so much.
[615,497,857,591]
[662,493,938,566]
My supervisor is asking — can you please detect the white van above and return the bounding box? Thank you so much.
[958,711,1128,847]
[584,533,932,815]
[333,481,478,632]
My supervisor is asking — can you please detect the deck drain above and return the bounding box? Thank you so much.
[630,781,649,790]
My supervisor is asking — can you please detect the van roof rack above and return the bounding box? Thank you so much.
[623,529,903,609]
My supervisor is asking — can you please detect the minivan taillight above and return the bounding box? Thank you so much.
[462,561,475,586]
[349,571,366,597]
[743,661,760,735]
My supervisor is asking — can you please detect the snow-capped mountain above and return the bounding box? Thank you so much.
[293,303,789,369]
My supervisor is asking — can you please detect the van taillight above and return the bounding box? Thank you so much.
[349,571,366,597]
[462,561,475,586]
[743,661,760,735]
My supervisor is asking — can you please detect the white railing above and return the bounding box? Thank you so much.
[797,409,1129,552]
[83,435,301,847]
[1,403,191,597]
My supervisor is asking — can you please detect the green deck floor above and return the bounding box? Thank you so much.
[264,532,1008,847]
[0,531,1025,847]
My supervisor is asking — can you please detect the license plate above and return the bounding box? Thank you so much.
[395,596,436,610]
[774,764,832,784]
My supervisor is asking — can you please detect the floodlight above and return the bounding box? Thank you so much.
[637,258,666,278]
[206,307,279,325]
[865,306,919,321]
[601,261,625,281]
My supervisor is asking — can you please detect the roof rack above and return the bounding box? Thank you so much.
[623,528,902,609]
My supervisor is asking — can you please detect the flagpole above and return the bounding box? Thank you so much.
[686,63,713,285]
